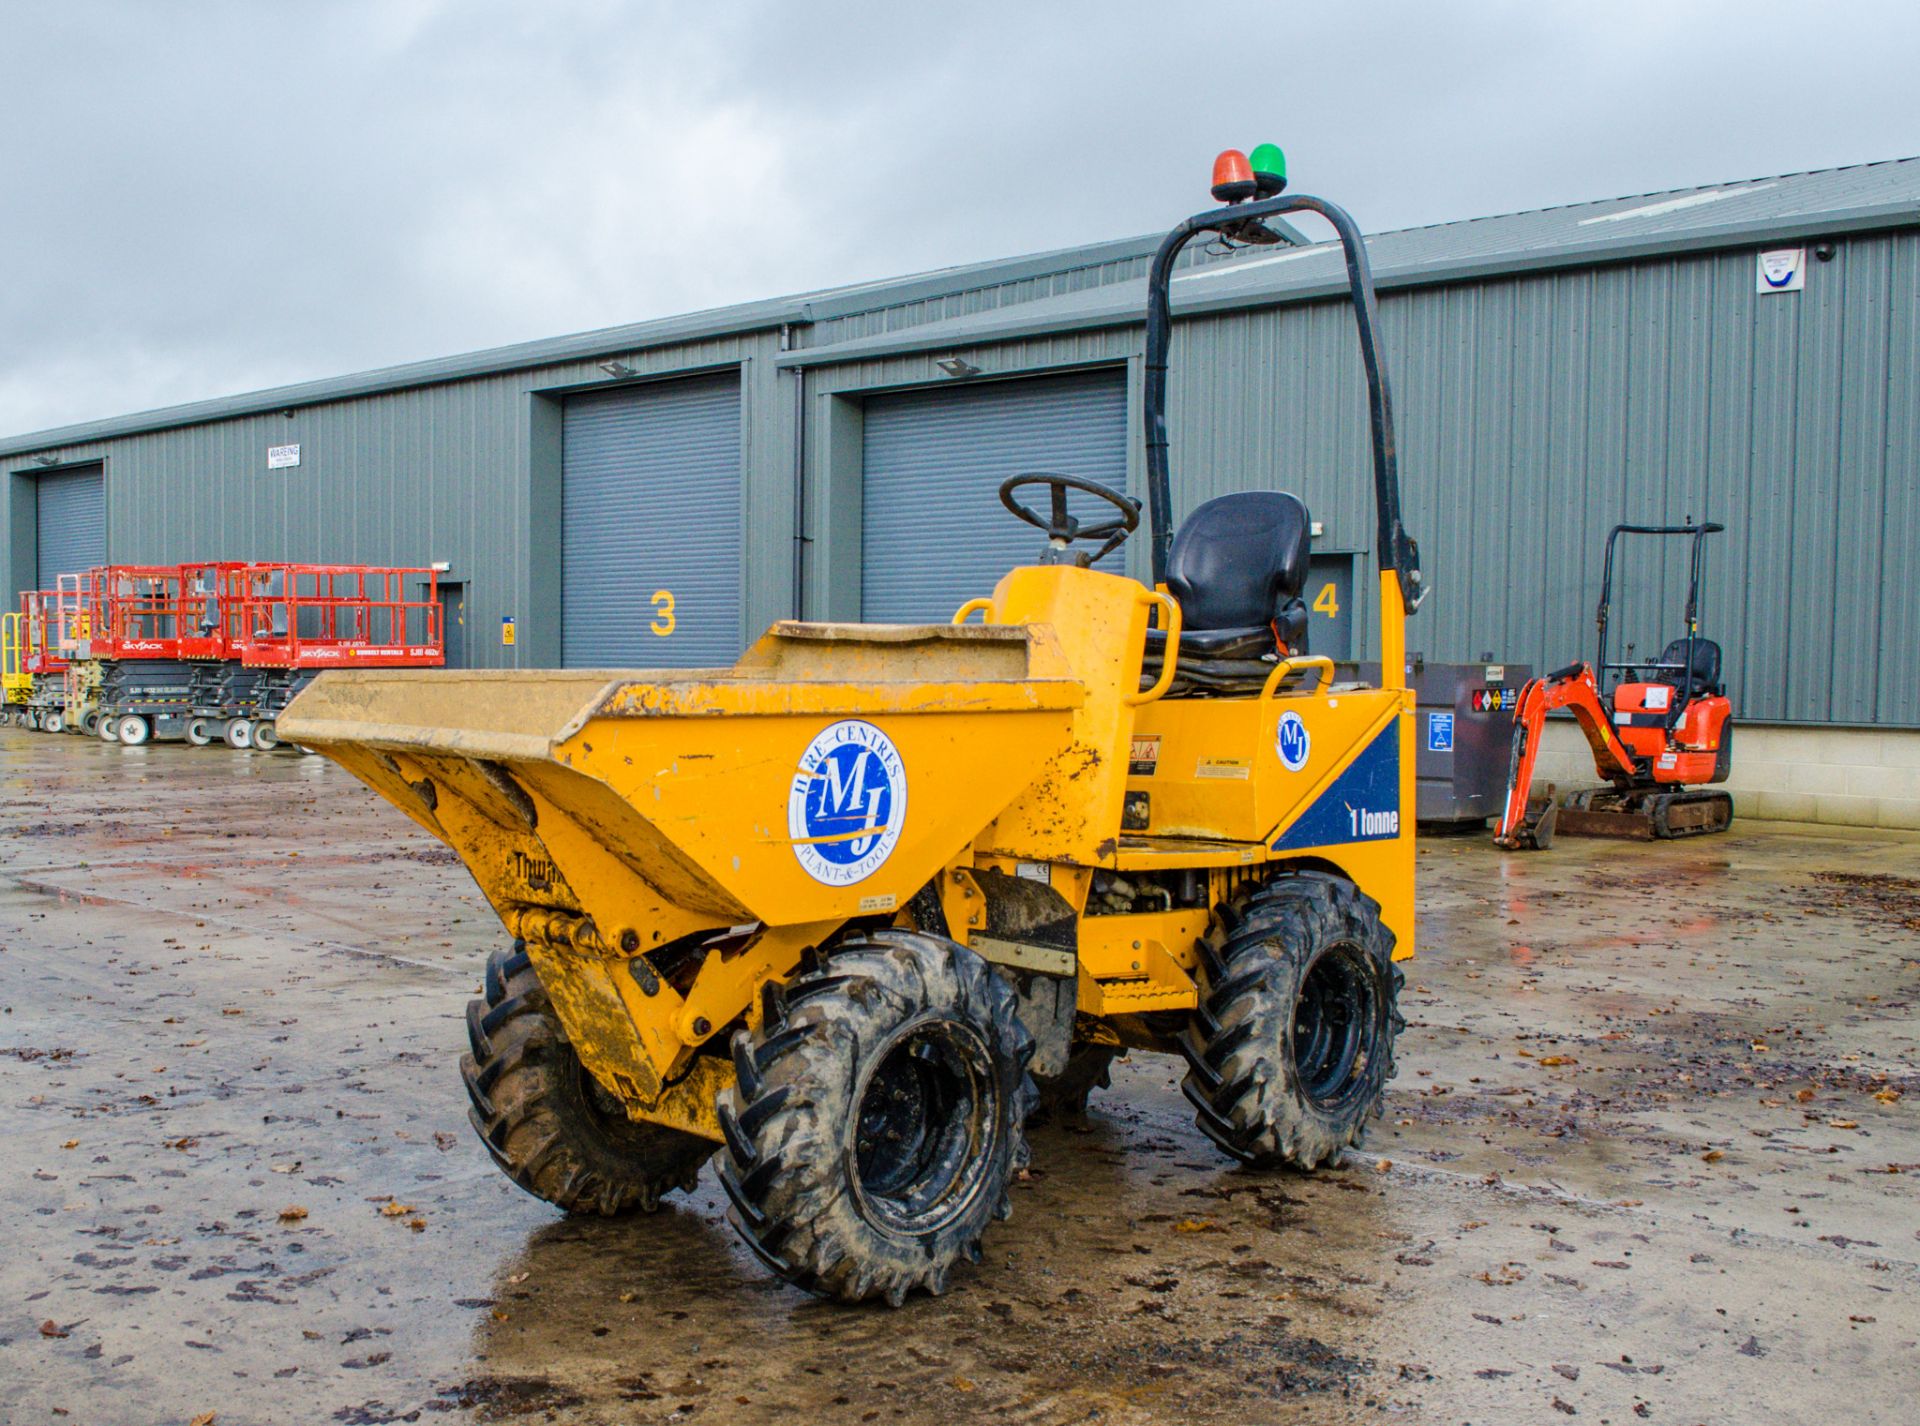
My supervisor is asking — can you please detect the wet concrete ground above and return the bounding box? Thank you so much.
[2,725,1916,1426]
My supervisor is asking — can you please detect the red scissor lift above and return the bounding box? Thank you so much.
[207,564,443,750]
[7,560,443,751]
[86,565,200,745]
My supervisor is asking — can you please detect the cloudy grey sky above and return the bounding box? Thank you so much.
[4,0,1915,437]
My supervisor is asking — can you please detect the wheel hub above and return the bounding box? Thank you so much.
[1291,943,1377,1111]
[851,1022,995,1234]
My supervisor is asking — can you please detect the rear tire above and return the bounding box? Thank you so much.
[185,717,213,747]
[117,715,151,746]
[44,711,65,734]
[461,943,714,1215]
[224,718,254,749]
[96,715,117,741]
[253,720,280,752]
[1181,870,1402,1169]
[719,930,1036,1305]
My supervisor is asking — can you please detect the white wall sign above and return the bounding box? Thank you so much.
[1757,248,1805,294]
[267,443,301,469]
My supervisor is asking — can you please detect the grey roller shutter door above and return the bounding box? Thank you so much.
[861,370,1128,622]
[35,465,106,587]
[562,373,742,667]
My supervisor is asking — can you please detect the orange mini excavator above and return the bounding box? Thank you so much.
[1495,521,1733,849]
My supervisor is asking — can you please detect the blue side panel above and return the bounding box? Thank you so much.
[1271,723,1402,851]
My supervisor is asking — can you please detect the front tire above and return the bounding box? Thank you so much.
[252,720,280,751]
[461,943,714,1215]
[185,717,213,747]
[719,930,1036,1305]
[224,718,254,749]
[1181,871,1402,1168]
[117,715,151,746]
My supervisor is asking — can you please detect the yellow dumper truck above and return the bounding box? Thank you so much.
[282,147,1427,1305]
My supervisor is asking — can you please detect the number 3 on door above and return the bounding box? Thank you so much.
[650,589,676,636]
[1313,582,1339,618]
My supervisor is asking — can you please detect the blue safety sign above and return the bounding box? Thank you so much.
[1427,711,1454,752]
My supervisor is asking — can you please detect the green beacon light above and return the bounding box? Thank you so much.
[1249,143,1288,198]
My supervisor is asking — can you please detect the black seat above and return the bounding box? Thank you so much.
[1647,638,1722,698]
[1143,492,1313,695]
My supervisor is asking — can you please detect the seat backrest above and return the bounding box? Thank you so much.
[1653,637,1721,698]
[1165,492,1312,632]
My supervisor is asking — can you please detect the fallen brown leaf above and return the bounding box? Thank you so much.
[39,1319,69,1339]
[1173,1218,1223,1233]
[379,1201,414,1218]
[1701,1149,1725,1163]
[278,1206,308,1223]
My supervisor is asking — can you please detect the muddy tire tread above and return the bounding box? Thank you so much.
[717,929,1036,1305]
[1179,871,1403,1169]
[460,941,712,1216]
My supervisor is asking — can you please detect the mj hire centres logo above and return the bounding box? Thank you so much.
[788,720,908,885]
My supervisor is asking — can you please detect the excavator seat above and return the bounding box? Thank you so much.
[1143,492,1312,692]
[1644,638,1723,699]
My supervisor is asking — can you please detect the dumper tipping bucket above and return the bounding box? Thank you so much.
[279,621,1085,932]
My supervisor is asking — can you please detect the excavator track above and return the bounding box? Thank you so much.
[1554,786,1733,841]
[1650,789,1734,838]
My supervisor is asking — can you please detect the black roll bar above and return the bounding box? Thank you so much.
[1143,194,1424,612]
[1595,521,1725,730]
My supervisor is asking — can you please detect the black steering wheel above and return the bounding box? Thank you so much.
[998,472,1141,566]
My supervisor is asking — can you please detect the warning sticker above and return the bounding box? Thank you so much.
[1128,734,1161,776]
[1195,757,1252,780]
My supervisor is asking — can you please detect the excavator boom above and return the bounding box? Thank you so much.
[1493,663,1638,849]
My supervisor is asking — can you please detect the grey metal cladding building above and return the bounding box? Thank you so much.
[4,157,1917,732]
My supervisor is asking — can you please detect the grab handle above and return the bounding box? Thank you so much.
[1259,655,1336,702]
[1126,590,1182,707]
[951,598,995,626]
